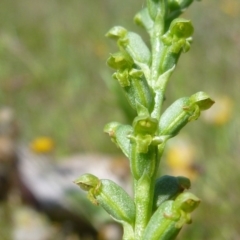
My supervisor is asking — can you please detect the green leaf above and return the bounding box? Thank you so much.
[151,66,175,119]
[153,65,176,91]
[135,101,150,116]
[143,200,181,240]
[166,0,195,25]
[115,69,154,111]
[96,179,136,225]
[115,124,132,158]
[134,8,154,35]
[158,97,191,137]
[119,32,151,70]
[143,192,200,240]
[129,139,157,179]
[147,0,168,21]
[152,175,191,211]
[104,122,132,158]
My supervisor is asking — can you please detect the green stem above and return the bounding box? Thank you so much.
[149,0,168,87]
[151,90,165,120]
[133,146,158,240]
[134,173,154,240]
[150,19,164,86]
[133,143,166,240]
[122,223,135,240]
[151,66,175,121]
[134,145,166,240]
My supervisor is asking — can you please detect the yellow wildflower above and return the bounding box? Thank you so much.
[30,137,54,153]
[220,0,240,18]
[166,136,200,180]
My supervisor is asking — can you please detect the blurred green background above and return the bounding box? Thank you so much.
[0,0,240,239]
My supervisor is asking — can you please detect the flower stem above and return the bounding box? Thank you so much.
[133,146,158,240]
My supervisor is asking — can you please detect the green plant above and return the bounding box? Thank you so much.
[75,1,214,239]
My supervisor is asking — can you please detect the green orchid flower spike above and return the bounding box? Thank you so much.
[75,1,214,239]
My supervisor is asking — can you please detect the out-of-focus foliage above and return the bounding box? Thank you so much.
[0,0,240,239]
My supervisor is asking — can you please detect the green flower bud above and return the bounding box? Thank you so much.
[162,19,193,53]
[129,134,153,154]
[107,25,151,78]
[107,52,133,70]
[113,69,130,87]
[74,173,100,191]
[168,0,181,10]
[104,121,121,139]
[133,115,158,135]
[74,173,101,205]
[158,18,194,72]
[189,91,215,111]
[169,18,194,39]
[106,26,127,40]
[174,192,200,214]
[168,0,195,11]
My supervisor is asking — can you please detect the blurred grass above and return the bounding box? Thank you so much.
[0,0,138,155]
[0,0,240,239]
